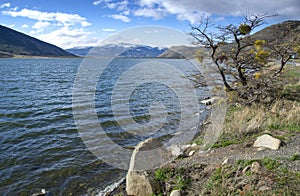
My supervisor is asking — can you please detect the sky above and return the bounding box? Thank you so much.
[0,0,299,49]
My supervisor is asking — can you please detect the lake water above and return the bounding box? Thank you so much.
[0,58,209,195]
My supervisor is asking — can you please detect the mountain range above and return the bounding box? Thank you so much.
[0,25,76,58]
[66,44,167,58]
[0,20,299,58]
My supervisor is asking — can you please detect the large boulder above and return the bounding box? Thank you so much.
[253,134,281,150]
[128,138,172,171]
[126,170,160,196]
[126,138,171,195]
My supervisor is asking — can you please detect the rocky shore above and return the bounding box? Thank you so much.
[108,129,299,195]
[106,64,300,196]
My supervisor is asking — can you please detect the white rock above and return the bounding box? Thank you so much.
[256,147,266,151]
[253,134,281,150]
[170,190,181,196]
[251,162,261,173]
[242,165,251,174]
[200,97,218,105]
[188,150,196,156]
[169,145,183,157]
[129,138,172,171]
[181,144,192,151]
[126,138,171,195]
[222,158,229,165]
[258,186,271,192]
[191,143,198,148]
[126,171,160,196]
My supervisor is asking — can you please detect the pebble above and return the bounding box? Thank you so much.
[191,143,198,148]
[242,165,251,174]
[188,150,196,156]
[170,190,181,196]
[251,162,261,173]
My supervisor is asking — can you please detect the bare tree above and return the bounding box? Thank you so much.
[190,14,273,90]
[266,43,300,76]
[190,17,232,90]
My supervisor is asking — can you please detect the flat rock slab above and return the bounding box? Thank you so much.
[253,134,281,150]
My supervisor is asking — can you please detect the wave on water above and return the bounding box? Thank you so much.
[96,177,125,196]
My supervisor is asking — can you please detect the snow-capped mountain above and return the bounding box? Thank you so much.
[66,43,167,58]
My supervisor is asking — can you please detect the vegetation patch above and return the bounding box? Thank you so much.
[154,166,190,194]
[290,154,300,161]
[202,158,299,195]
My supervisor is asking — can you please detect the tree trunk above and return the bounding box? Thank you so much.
[273,55,291,77]
[218,66,233,91]
[238,66,247,86]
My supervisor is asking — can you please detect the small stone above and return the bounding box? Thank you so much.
[222,158,228,165]
[253,134,281,150]
[251,162,261,173]
[256,147,266,151]
[198,150,206,154]
[169,145,183,157]
[200,97,217,105]
[191,143,198,148]
[258,186,271,192]
[188,150,196,156]
[242,165,251,174]
[181,144,191,151]
[170,190,181,196]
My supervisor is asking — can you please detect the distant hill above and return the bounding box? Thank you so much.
[158,45,207,59]
[0,25,76,57]
[119,46,167,57]
[160,20,300,59]
[66,44,167,58]
[251,20,300,44]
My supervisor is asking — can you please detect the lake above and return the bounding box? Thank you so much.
[0,58,209,195]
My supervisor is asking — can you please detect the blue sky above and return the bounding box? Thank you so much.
[0,0,299,49]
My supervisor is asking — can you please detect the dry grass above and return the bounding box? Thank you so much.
[223,99,300,141]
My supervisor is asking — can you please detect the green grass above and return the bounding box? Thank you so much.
[261,158,282,170]
[154,167,173,182]
[202,158,299,195]
[173,174,189,191]
[267,122,300,132]
[154,166,190,192]
[237,158,281,170]
[210,140,240,148]
[284,65,300,79]
[236,159,259,168]
[290,154,300,161]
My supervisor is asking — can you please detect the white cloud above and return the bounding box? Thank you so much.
[110,14,130,22]
[133,8,165,19]
[102,28,116,32]
[32,21,50,29]
[134,0,300,23]
[2,7,95,48]
[0,2,10,9]
[36,27,97,49]
[21,24,29,28]
[2,8,91,27]
[93,0,112,6]
[107,0,128,11]
[138,0,158,8]
[122,10,130,15]
[93,0,102,6]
